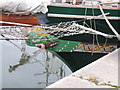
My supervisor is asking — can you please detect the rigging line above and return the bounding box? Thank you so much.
[0,38,29,40]
[76,24,116,38]
[98,4,120,40]
[0,37,46,40]
[0,21,32,26]
[0,34,58,40]
[1,34,22,50]
[96,34,108,51]
[1,34,46,67]
[94,21,108,28]
[0,23,116,39]
[77,21,108,52]
[91,2,96,54]
[83,5,88,26]
[0,24,116,39]
[92,33,95,54]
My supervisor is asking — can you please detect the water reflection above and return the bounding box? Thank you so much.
[8,53,30,72]
[2,40,72,88]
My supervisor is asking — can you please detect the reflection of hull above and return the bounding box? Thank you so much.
[1,3,120,72]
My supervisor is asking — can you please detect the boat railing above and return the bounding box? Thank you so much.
[81,0,119,6]
[98,2,120,7]
[51,0,119,8]
[51,0,82,5]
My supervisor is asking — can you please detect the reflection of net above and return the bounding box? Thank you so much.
[0,22,115,40]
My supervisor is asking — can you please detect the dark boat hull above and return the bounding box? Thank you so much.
[47,4,119,72]
[57,52,106,72]
[1,4,119,72]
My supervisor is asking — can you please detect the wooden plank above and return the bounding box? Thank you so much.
[0,14,39,26]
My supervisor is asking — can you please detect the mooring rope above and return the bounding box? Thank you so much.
[98,4,120,40]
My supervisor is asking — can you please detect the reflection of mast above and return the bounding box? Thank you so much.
[59,65,65,79]
[45,51,50,86]
[8,53,30,72]
[34,51,67,87]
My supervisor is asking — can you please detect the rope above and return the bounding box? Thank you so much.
[1,34,46,67]
[98,4,120,40]
[95,34,108,51]
[91,2,96,54]
[1,34,22,50]
[0,22,116,41]
[83,6,88,26]
[0,21,32,26]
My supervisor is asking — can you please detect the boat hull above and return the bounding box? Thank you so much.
[0,13,39,26]
[47,5,120,35]
[57,52,106,72]
[0,4,119,72]
[47,4,119,71]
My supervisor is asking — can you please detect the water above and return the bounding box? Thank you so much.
[0,41,2,89]
[1,40,72,88]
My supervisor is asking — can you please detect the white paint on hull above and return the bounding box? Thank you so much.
[48,13,120,20]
